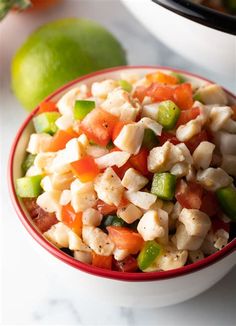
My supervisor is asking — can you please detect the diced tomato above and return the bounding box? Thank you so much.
[129,148,149,176]
[175,180,203,209]
[112,121,128,141]
[112,161,133,179]
[146,71,178,85]
[23,198,41,219]
[97,200,117,215]
[112,121,124,141]
[107,226,144,254]
[97,197,129,214]
[23,198,57,232]
[158,131,180,146]
[92,252,112,270]
[231,105,236,120]
[47,130,76,152]
[212,218,230,233]
[133,85,147,103]
[37,101,59,115]
[185,130,208,153]
[206,129,214,143]
[70,156,100,182]
[80,108,118,146]
[109,146,121,152]
[118,196,130,208]
[34,211,58,233]
[61,204,82,236]
[200,191,220,217]
[113,255,138,272]
[176,107,200,127]
[173,83,193,110]
[147,84,174,103]
[143,82,193,109]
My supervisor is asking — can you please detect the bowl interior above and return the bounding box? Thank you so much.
[10,66,236,281]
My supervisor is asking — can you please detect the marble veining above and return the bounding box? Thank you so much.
[32,299,82,324]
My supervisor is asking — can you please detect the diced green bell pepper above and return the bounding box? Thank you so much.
[137,240,162,271]
[21,154,36,175]
[142,129,159,150]
[170,72,186,84]
[16,175,43,198]
[157,100,181,130]
[74,100,95,120]
[33,112,60,135]
[151,173,176,200]
[102,215,126,228]
[193,92,203,103]
[119,79,132,92]
[216,187,236,221]
[101,214,138,230]
[106,140,115,150]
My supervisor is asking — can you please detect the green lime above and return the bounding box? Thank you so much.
[11,18,127,111]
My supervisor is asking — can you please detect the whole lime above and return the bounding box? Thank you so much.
[11,18,127,111]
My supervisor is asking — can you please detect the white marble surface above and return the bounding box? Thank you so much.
[0,0,235,325]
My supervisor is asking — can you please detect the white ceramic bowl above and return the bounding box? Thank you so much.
[8,66,236,308]
[122,0,236,77]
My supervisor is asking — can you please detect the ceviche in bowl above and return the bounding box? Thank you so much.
[9,66,236,307]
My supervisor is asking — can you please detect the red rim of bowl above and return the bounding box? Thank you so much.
[8,65,236,282]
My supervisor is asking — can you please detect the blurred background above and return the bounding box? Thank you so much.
[0,0,235,325]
